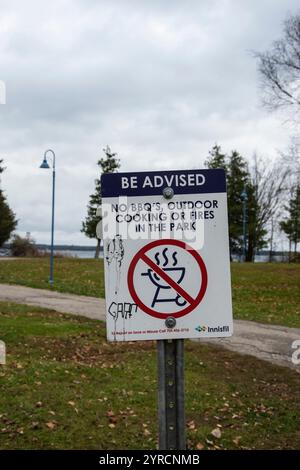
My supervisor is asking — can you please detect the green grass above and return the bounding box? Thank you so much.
[0,258,299,327]
[231,263,300,328]
[0,302,299,450]
[0,258,105,297]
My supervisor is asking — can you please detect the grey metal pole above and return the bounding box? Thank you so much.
[241,188,247,262]
[49,165,55,285]
[157,339,186,450]
[243,200,246,262]
[157,187,186,449]
[42,149,56,285]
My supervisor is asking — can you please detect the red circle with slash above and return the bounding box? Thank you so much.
[127,239,208,319]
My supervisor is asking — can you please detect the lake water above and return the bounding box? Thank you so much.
[61,250,286,262]
[0,248,287,262]
[55,250,103,259]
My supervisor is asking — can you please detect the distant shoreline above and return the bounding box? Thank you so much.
[37,244,103,252]
[0,243,292,262]
[2,243,102,252]
[2,244,289,256]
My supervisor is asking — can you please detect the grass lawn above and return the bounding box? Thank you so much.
[231,263,300,328]
[0,258,299,327]
[0,258,106,298]
[0,302,300,450]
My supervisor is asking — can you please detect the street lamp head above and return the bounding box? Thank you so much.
[40,157,50,169]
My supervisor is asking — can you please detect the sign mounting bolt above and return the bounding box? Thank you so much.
[165,316,176,328]
[163,187,174,199]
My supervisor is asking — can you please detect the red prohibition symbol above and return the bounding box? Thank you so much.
[127,239,208,319]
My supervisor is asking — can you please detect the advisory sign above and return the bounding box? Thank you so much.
[101,169,232,342]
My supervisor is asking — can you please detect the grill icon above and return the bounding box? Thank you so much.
[141,248,187,308]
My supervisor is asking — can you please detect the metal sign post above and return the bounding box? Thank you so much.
[157,338,186,450]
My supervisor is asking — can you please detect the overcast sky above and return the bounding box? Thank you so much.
[0,0,299,246]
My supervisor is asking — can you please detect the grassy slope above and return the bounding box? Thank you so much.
[231,263,300,327]
[0,302,300,450]
[0,259,299,327]
[0,258,105,298]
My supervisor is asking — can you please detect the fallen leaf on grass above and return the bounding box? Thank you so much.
[205,438,214,445]
[211,427,222,439]
[187,420,196,430]
[233,436,242,446]
[196,443,204,450]
[106,410,117,424]
[46,421,56,430]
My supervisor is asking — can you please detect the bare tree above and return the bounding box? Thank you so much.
[281,137,300,177]
[256,13,300,121]
[247,154,289,261]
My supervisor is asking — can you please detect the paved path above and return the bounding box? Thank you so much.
[198,321,300,371]
[0,284,105,321]
[0,283,299,371]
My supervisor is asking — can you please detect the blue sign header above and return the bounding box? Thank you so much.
[101,168,226,198]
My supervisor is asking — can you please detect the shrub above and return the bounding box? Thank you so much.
[10,235,40,257]
[289,252,300,263]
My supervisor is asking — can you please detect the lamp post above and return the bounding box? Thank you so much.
[40,149,56,285]
[241,187,248,262]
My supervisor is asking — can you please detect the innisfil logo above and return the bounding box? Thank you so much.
[196,325,230,333]
[195,325,206,332]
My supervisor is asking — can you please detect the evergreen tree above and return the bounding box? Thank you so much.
[205,146,283,262]
[205,144,227,172]
[205,146,250,259]
[226,151,250,258]
[81,146,120,258]
[280,185,300,258]
[0,159,18,247]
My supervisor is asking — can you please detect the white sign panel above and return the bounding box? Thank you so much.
[101,169,233,341]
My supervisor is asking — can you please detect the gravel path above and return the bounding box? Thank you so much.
[0,283,299,371]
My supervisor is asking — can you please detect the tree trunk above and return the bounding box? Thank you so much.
[246,231,254,262]
[245,243,254,262]
[94,238,101,259]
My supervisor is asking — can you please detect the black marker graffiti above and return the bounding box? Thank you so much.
[108,302,138,321]
[106,235,124,267]
[105,235,125,295]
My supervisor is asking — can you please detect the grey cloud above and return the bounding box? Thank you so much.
[0,0,299,244]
